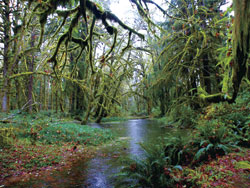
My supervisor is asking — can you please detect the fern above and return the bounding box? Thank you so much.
[193,119,239,163]
[114,142,181,188]
[194,148,206,161]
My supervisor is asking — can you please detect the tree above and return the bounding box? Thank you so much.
[0,0,147,119]
[130,0,249,112]
[200,0,250,103]
[1,0,11,112]
[132,0,229,114]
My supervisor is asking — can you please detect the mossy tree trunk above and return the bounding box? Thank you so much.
[27,32,36,113]
[200,0,250,103]
[1,0,11,112]
[231,0,250,101]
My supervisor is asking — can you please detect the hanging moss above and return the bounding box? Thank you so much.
[233,0,250,55]
[230,0,250,102]
[197,0,250,103]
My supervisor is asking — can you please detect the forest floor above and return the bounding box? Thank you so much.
[0,143,96,186]
[0,112,250,187]
[1,142,249,187]
[179,148,250,187]
[0,112,115,186]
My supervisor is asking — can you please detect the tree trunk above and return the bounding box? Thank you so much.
[70,86,76,113]
[43,75,46,110]
[231,0,250,101]
[55,90,58,113]
[27,33,35,113]
[202,56,211,94]
[39,78,42,111]
[50,83,53,111]
[201,0,250,103]
[1,0,11,112]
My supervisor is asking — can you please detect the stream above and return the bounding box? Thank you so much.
[85,119,171,187]
[8,119,182,188]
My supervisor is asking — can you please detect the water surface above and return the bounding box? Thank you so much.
[85,119,173,187]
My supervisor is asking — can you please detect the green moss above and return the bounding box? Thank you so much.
[0,128,15,148]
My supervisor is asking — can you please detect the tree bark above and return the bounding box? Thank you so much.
[1,0,11,112]
[27,33,35,113]
[230,0,250,102]
[201,0,250,103]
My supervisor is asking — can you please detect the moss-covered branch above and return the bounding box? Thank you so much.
[140,0,189,22]
[9,71,90,93]
[88,16,96,74]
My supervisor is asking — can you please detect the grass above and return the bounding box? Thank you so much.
[0,111,114,147]
[38,123,113,145]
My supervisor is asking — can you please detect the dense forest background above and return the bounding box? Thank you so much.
[1,0,250,187]
[0,0,249,123]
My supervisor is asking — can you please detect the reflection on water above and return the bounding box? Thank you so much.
[85,157,110,188]
[128,120,143,155]
[85,119,170,187]
[128,120,150,156]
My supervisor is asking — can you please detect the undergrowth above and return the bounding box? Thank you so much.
[0,111,114,147]
[38,123,113,145]
[0,111,114,185]
[101,116,128,123]
[116,91,250,187]
[115,143,182,188]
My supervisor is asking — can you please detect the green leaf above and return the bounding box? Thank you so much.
[174,165,183,171]
[235,161,250,170]
[206,144,214,151]
[194,148,206,160]
[217,144,230,153]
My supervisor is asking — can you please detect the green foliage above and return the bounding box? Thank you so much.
[108,105,129,118]
[0,111,71,130]
[155,117,172,127]
[129,108,148,117]
[164,132,194,165]
[235,89,250,105]
[193,120,238,163]
[35,123,113,146]
[114,143,181,188]
[230,119,250,147]
[101,116,128,123]
[0,128,15,148]
[151,107,161,117]
[0,111,113,146]
[235,161,250,170]
[165,104,198,128]
[201,94,250,148]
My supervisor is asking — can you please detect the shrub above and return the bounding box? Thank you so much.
[193,120,238,163]
[151,107,161,117]
[164,132,194,165]
[221,112,250,147]
[231,119,250,147]
[202,101,250,148]
[0,128,15,148]
[203,103,231,120]
[166,104,198,128]
[115,143,182,188]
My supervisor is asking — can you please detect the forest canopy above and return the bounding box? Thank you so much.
[0,0,249,122]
